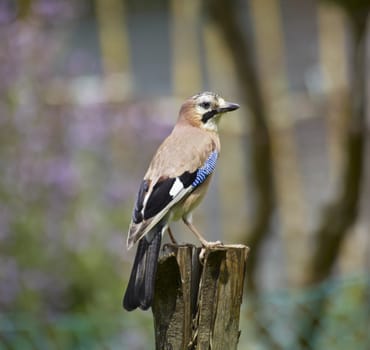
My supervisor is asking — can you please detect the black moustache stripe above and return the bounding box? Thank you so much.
[201,110,218,123]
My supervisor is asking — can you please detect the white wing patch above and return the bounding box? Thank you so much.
[129,186,193,247]
[169,177,184,197]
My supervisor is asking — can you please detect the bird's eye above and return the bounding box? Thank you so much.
[200,102,211,109]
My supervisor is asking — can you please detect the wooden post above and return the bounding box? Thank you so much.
[152,244,249,350]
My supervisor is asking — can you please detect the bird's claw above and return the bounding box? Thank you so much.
[199,240,224,262]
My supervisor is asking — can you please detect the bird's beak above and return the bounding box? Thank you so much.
[217,101,240,113]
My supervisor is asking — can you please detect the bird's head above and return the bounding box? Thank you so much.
[178,91,240,131]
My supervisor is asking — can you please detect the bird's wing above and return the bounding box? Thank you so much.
[127,127,219,249]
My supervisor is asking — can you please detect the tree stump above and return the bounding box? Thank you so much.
[152,244,249,350]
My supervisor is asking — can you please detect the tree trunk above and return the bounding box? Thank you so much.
[203,0,275,292]
[152,244,248,350]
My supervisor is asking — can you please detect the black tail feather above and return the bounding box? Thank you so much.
[123,227,162,311]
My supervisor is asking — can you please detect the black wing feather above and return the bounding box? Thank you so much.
[133,170,198,223]
[144,177,175,220]
[179,170,197,188]
[132,180,150,224]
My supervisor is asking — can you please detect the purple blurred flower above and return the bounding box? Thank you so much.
[0,0,17,25]
[103,178,135,205]
[67,106,110,150]
[45,157,80,196]
[32,0,81,22]
[126,102,173,142]
[0,258,20,305]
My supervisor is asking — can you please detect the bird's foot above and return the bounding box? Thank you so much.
[202,240,223,248]
[199,240,224,262]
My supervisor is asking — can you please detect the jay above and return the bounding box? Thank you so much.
[123,91,240,311]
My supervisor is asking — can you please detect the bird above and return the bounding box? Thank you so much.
[123,91,240,311]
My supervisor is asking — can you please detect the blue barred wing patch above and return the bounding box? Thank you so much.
[191,151,218,188]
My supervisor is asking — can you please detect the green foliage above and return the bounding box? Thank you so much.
[240,275,370,349]
[1,275,368,349]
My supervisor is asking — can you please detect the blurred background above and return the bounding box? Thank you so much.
[0,0,369,348]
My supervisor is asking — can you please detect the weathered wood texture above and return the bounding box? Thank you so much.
[152,244,249,350]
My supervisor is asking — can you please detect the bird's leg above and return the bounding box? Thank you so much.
[167,226,178,245]
[182,216,222,248]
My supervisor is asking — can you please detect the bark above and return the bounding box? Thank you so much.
[152,244,248,350]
